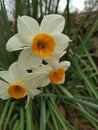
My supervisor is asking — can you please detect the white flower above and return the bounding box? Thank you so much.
[32,60,70,86]
[0,62,41,100]
[6,14,70,69]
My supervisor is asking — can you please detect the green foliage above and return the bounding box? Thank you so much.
[0,0,98,129]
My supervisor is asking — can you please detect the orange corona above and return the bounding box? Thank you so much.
[32,33,55,56]
[8,82,25,99]
[49,68,64,84]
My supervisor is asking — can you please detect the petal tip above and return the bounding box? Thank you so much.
[6,44,13,52]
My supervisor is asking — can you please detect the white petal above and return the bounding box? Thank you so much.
[18,49,42,69]
[43,51,66,69]
[32,66,51,87]
[40,76,50,87]
[32,72,50,87]
[60,61,71,71]
[0,71,13,83]
[18,16,40,38]
[26,88,41,98]
[24,72,49,89]
[59,51,67,58]
[0,79,9,87]
[53,33,70,53]
[32,67,51,87]
[49,51,66,60]
[44,51,67,66]
[40,14,65,34]
[0,80,10,100]
[6,34,29,52]
[30,89,41,96]
[9,62,27,82]
[32,64,51,73]
[44,56,59,70]
[18,34,32,46]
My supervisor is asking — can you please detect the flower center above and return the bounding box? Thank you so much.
[32,33,55,56]
[49,68,64,84]
[8,82,25,99]
[37,41,45,49]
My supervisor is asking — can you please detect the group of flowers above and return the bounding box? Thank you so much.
[0,14,71,106]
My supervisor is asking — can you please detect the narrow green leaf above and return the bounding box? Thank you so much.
[40,98,46,130]
[20,107,25,130]
[3,102,16,130]
[0,99,11,128]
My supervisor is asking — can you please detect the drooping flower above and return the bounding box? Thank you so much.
[6,14,70,69]
[0,62,41,100]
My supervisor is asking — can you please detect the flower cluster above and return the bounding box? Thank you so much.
[0,14,71,104]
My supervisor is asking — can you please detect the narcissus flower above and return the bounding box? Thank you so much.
[6,14,70,69]
[0,62,41,100]
[32,60,70,86]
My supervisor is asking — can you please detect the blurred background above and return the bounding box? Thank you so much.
[3,0,98,20]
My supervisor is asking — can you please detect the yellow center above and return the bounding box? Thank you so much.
[8,82,26,99]
[32,33,55,56]
[49,68,64,84]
